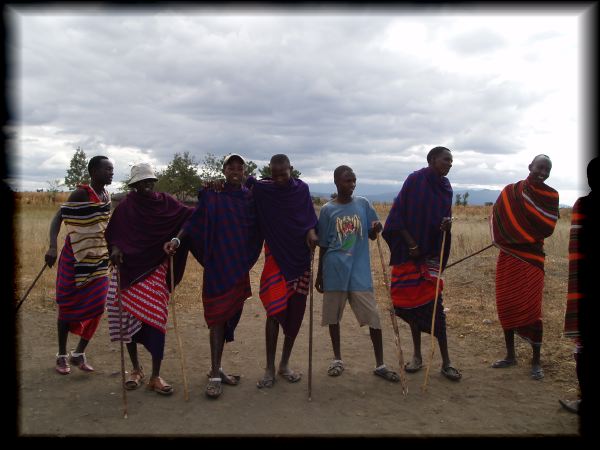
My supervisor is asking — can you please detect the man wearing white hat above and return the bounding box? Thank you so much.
[105,163,194,395]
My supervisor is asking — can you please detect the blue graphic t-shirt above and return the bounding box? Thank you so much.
[318,196,379,292]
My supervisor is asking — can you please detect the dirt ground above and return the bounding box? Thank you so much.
[16,255,580,438]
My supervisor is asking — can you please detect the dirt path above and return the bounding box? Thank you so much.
[17,290,579,437]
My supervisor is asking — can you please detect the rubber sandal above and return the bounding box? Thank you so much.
[441,364,462,381]
[531,366,544,380]
[205,378,223,399]
[256,375,275,389]
[327,360,344,377]
[492,359,517,368]
[206,368,241,386]
[278,369,302,383]
[404,359,423,373]
[373,365,400,383]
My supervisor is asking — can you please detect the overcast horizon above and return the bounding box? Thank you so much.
[4,4,596,206]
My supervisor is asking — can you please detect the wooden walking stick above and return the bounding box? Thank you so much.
[308,249,315,401]
[15,263,48,313]
[421,229,447,393]
[115,268,128,419]
[375,235,408,396]
[170,255,190,401]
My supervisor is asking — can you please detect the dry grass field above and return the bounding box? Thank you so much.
[13,191,579,436]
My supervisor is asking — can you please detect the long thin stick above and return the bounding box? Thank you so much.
[15,263,48,313]
[375,235,408,396]
[445,244,493,270]
[421,230,447,393]
[170,255,189,401]
[308,249,315,401]
[115,269,128,419]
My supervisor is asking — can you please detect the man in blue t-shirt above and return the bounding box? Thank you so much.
[315,165,400,383]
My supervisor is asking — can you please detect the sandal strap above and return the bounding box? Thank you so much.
[209,377,222,382]
[56,353,69,358]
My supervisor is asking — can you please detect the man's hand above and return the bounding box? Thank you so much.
[202,179,225,192]
[164,238,180,256]
[368,221,383,240]
[44,247,58,268]
[306,228,319,250]
[315,271,324,293]
[110,247,124,267]
[440,217,453,232]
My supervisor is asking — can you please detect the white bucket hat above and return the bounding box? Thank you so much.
[128,163,158,186]
[222,153,246,169]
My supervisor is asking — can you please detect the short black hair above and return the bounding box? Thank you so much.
[333,165,354,182]
[426,146,451,164]
[587,156,599,180]
[270,154,291,166]
[532,154,551,164]
[88,155,109,175]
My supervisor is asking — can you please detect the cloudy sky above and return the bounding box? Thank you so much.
[4,4,595,205]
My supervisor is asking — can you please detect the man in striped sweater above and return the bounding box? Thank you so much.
[45,155,113,375]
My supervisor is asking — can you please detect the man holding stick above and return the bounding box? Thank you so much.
[315,165,400,383]
[246,154,318,389]
[44,156,113,375]
[105,163,193,396]
[382,146,461,382]
[165,154,263,399]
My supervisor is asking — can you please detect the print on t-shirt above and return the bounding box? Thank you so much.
[336,214,362,252]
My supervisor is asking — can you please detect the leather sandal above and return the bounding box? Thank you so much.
[147,376,174,395]
[124,367,145,390]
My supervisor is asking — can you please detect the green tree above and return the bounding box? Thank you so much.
[455,193,462,206]
[64,146,90,189]
[462,191,470,206]
[258,164,301,179]
[154,152,202,201]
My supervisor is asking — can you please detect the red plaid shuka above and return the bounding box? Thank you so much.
[390,259,443,309]
[259,244,309,317]
[490,177,559,270]
[564,197,586,342]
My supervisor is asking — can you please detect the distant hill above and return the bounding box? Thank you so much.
[309,186,503,206]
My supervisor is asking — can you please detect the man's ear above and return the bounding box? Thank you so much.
[528,163,533,172]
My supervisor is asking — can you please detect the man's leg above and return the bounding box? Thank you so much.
[369,327,384,367]
[126,342,141,372]
[57,319,69,355]
[407,320,423,369]
[209,324,226,379]
[257,317,279,387]
[329,323,342,361]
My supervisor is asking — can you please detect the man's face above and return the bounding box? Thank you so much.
[335,170,356,197]
[133,178,156,196]
[93,159,114,185]
[430,150,453,177]
[528,156,552,185]
[223,160,244,186]
[270,162,292,186]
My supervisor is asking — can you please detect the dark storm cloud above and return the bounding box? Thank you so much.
[8,8,580,202]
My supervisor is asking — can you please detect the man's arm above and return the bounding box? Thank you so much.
[44,188,89,267]
[315,245,326,293]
